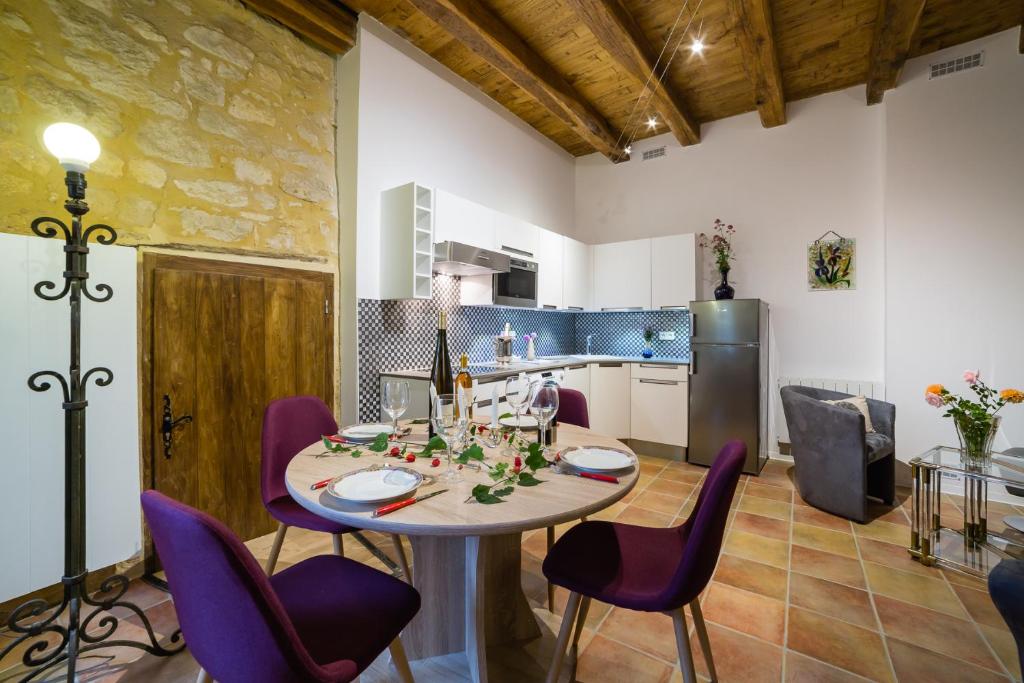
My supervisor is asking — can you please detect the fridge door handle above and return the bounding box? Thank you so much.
[691,312,696,338]
[690,350,696,375]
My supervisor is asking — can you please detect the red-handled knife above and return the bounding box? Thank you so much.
[310,476,335,491]
[577,471,619,483]
[373,489,448,517]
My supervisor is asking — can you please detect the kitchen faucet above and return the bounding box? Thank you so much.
[585,335,593,355]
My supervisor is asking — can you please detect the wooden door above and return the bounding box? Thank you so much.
[142,254,333,550]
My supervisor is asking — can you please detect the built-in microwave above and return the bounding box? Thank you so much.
[492,258,538,308]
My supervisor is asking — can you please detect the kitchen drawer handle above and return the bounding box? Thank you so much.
[639,363,678,369]
[476,254,491,260]
[639,379,678,385]
[601,307,643,311]
[476,398,493,408]
[542,304,557,309]
[567,306,583,311]
[598,362,623,368]
[568,364,586,370]
[660,305,686,310]
[501,245,534,257]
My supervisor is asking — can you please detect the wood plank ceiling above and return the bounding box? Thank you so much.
[246,0,1024,160]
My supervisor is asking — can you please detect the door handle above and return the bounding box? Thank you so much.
[161,394,193,459]
[639,379,678,385]
[691,312,697,337]
[690,351,696,375]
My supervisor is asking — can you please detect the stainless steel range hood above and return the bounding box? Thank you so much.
[432,241,510,276]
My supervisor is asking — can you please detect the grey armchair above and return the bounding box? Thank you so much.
[780,385,896,523]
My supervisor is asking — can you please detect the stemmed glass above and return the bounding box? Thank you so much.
[382,380,410,436]
[432,394,468,483]
[504,375,534,454]
[529,381,560,456]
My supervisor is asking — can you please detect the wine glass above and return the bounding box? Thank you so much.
[529,381,560,456]
[504,375,534,453]
[382,380,410,436]
[432,394,468,483]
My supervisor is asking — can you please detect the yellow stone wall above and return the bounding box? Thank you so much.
[0,0,338,261]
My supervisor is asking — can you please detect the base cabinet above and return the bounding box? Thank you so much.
[630,378,688,447]
[588,363,630,438]
[560,364,590,409]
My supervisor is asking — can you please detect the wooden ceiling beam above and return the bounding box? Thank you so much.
[241,0,358,54]
[402,0,626,162]
[729,0,786,128]
[566,0,700,146]
[865,0,927,105]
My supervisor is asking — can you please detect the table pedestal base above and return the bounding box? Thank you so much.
[405,533,542,683]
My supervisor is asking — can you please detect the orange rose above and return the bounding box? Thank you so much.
[926,384,945,395]
[1000,389,1024,404]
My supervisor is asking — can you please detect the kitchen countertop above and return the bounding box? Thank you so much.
[380,355,690,383]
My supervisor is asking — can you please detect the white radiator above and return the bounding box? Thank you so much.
[775,376,886,446]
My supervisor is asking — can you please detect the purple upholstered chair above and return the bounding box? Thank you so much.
[556,387,590,429]
[142,490,420,683]
[543,441,747,683]
[261,396,411,581]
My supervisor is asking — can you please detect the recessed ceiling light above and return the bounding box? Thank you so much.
[646,116,658,130]
[690,38,705,55]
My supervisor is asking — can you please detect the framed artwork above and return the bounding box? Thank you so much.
[808,231,855,291]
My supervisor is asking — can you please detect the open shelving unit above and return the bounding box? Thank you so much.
[380,182,433,300]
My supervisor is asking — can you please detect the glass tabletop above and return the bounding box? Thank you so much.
[912,445,1024,486]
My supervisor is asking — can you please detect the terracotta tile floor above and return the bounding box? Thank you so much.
[3,457,1022,682]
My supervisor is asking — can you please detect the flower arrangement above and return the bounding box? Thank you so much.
[925,370,1023,465]
[698,219,736,273]
[642,327,655,359]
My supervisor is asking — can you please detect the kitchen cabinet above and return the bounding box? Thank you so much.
[562,237,591,310]
[592,239,652,310]
[536,227,563,309]
[379,182,433,300]
[560,364,590,408]
[434,190,495,249]
[495,214,538,259]
[629,363,688,447]
[588,362,631,438]
[651,234,699,309]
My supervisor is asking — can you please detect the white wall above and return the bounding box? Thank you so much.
[885,29,1024,463]
[350,17,576,300]
[0,234,140,602]
[575,87,887,387]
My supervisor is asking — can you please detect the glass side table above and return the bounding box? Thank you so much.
[909,446,1024,577]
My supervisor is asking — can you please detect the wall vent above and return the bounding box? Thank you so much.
[929,51,984,80]
[641,146,667,161]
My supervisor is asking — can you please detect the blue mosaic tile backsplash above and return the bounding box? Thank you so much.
[357,275,691,420]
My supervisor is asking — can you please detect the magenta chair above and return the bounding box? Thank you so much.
[543,441,746,683]
[261,396,411,582]
[556,387,590,429]
[142,490,420,683]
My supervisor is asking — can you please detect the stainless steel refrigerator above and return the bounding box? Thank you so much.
[687,299,769,475]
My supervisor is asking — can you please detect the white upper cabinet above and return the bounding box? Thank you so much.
[494,214,538,259]
[535,227,563,309]
[379,182,433,300]
[434,190,495,249]
[651,233,699,309]
[592,239,652,310]
[562,237,591,310]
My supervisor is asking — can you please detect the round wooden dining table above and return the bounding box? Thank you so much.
[285,422,639,683]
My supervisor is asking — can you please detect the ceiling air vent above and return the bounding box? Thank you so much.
[641,146,667,161]
[929,51,984,80]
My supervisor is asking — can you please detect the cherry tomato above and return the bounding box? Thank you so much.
[431,458,441,467]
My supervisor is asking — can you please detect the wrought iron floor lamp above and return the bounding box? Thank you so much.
[1,123,183,682]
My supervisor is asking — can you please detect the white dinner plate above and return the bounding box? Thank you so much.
[499,414,539,430]
[340,423,396,442]
[327,467,423,504]
[560,446,635,473]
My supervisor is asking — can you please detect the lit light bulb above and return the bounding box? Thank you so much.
[646,116,658,130]
[690,38,705,55]
[43,122,101,172]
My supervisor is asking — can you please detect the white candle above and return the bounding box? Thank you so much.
[491,384,499,426]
